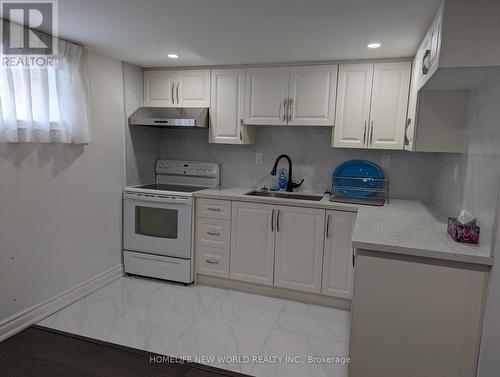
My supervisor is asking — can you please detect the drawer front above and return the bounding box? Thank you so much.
[196,246,229,278]
[196,217,230,249]
[196,198,231,220]
[124,250,192,283]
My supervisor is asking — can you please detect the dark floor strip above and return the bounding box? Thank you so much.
[0,326,250,377]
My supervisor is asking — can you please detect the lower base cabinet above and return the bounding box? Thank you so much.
[196,198,357,299]
[196,245,229,278]
[349,250,488,377]
[322,210,356,299]
[274,206,325,293]
[230,201,275,285]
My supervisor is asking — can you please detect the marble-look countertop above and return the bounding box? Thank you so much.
[194,187,493,266]
[194,187,358,212]
[353,200,493,266]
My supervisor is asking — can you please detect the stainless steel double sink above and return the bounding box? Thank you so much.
[244,190,324,202]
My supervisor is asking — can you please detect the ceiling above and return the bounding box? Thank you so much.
[50,0,440,67]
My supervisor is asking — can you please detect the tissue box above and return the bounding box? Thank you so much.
[447,217,480,244]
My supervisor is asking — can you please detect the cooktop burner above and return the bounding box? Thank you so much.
[133,183,207,193]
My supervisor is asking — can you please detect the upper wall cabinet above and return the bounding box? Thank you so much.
[412,1,500,92]
[332,62,411,150]
[144,69,210,107]
[143,71,176,107]
[288,65,338,126]
[244,67,290,126]
[210,69,254,145]
[244,65,338,126]
[370,62,412,149]
[404,1,474,153]
[332,64,373,149]
[416,8,442,90]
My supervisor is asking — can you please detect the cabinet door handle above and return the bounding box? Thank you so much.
[171,83,175,103]
[271,209,275,232]
[206,207,222,212]
[288,98,293,121]
[206,231,220,236]
[206,259,219,265]
[370,121,374,145]
[282,99,288,121]
[404,118,412,146]
[276,210,280,232]
[363,121,367,146]
[352,249,356,267]
[176,83,180,104]
[326,215,331,238]
[422,49,431,75]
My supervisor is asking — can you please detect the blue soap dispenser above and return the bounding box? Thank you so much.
[278,168,287,191]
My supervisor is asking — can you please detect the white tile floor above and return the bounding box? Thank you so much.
[38,276,351,376]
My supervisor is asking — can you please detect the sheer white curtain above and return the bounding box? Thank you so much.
[0,28,91,144]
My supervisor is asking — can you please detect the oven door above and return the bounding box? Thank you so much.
[123,193,193,259]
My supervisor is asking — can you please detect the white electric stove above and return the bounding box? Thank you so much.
[123,160,219,283]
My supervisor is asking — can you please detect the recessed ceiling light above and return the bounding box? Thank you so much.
[167,54,179,59]
[367,42,382,49]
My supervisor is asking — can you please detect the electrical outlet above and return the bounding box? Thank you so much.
[256,153,263,165]
[381,155,391,169]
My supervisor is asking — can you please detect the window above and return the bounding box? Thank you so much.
[0,24,91,144]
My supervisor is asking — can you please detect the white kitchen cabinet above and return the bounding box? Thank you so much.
[230,201,275,285]
[244,67,290,125]
[350,250,487,377]
[404,53,423,150]
[332,64,373,148]
[369,62,411,150]
[274,206,325,293]
[287,65,338,126]
[322,210,356,299]
[195,198,355,300]
[177,70,210,107]
[404,4,469,154]
[144,71,176,107]
[210,69,254,144]
[418,7,442,90]
[332,62,410,150]
[196,217,231,250]
[244,65,338,126]
[196,246,229,278]
[196,198,231,220]
[428,14,441,69]
[144,69,210,107]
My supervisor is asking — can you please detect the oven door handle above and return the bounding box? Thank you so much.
[123,193,192,205]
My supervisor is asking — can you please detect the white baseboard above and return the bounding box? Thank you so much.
[0,264,124,342]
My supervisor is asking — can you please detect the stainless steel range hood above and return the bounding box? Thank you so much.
[128,107,209,128]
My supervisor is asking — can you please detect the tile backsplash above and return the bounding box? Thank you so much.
[158,127,437,201]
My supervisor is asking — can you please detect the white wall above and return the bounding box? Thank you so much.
[432,73,500,254]
[0,51,125,334]
[123,62,158,186]
[431,72,500,377]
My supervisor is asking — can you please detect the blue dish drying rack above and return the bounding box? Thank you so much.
[329,175,391,206]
